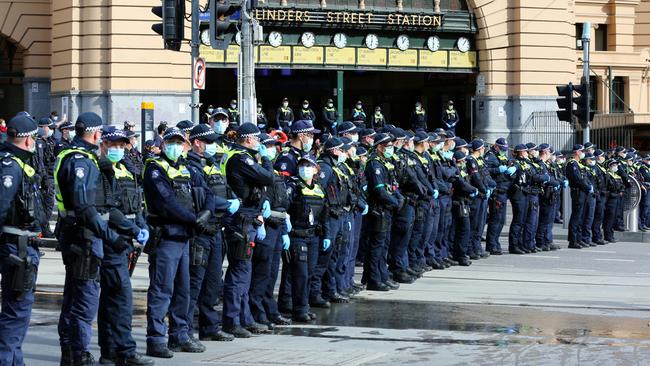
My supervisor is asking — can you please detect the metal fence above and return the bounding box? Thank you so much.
[512,111,576,151]
[575,113,638,150]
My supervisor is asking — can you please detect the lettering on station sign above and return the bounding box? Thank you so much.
[253,8,443,28]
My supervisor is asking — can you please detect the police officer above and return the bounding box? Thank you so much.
[441,100,460,133]
[566,145,591,249]
[203,105,215,124]
[322,98,339,134]
[228,99,240,125]
[638,155,650,231]
[370,106,386,130]
[257,103,269,131]
[143,127,209,358]
[508,144,531,254]
[410,102,427,131]
[591,149,609,245]
[55,121,75,156]
[466,139,494,259]
[351,101,367,127]
[581,152,598,247]
[484,138,514,255]
[205,108,232,163]
[534,144,560,251]
[124,130,144,180]
[276,98,294,132]
[298,100,316,123]
[36,117,57,237]
[221,123,275,337]
[283,154,324,322]
[0,115,43,366]
[274,120,317,177]
[185,124,238,343]
[249,133,293,327]
[359,129,375,151]
[95,126,154,366]
[522,143,549,253]
[55,112,125,365]
[451,151,478,266]
[421,133,446,270]
[603,159,625,243]
[176,120,195,141]
[363,133,403,291]
[436,131,459,265]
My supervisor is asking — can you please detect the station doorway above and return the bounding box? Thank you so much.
[202,68,477,139]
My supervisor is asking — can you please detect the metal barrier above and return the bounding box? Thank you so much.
[513,111,576,150]
[575,113,637,150]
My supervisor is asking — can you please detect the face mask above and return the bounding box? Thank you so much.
[107,147,124,163]
[416,106,421,112]
[356,105,362,109]
[266,147,277,160]
[230,104,237,109]
[448,105,454,110]
[299,166,314,181]
[303,104,309,109]
[588,160,596,166]
[28,140,36,153]
[47,130,54,138]
[204,143,217,157]
[52,116,59,122]
[164,143,183,162]
[302,137,313,152]
[207,108,214,114]
[383,146,394,159]
[327,103,333,108]
[432,142,442,152]
[337,153,347,164]
[498,150,507,156]
[579,153,585,159]
[69,131,76,139]
[283,102,289,107]
[350,134,359,143]
[405,144,414,152]
[610,166,618,172]
[442,150,454,160]
[214,121,227,134]
[257,108,262,113]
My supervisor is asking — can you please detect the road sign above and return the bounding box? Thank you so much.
[193,57,206,90]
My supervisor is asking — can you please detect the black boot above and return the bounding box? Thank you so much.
[73,352,95,366]
[60,347,74,366]
[115,353,155,366]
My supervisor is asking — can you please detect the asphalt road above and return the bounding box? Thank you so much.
[20,236,650,365]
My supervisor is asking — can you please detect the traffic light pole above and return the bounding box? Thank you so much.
[191,0,200,124]
[240,1,256,125]
[582,22,591,144]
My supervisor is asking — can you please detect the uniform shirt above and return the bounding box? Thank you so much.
[441,108,460,129]
[0,143,44,229]
[566,159,591,192]
[410,109,427,131]
[351,107,367,124]
[370,112,385,129]
[322,107,338,129]
[257,112,269,131]
[298,107,316,123]
[223,144,274,215]
[364,153,400,209]
[274,145,302,177]
[186,150,231,214]
[275,107,294,129]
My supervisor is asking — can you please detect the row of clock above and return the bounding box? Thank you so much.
[268,32,471,53]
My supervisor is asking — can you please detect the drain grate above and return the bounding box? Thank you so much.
[200,349,385,365]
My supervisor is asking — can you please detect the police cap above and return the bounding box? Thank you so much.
[124,120,135,128]
[298,153,318,166]
[373,133,393,147]
[525,142,537,150]
[624,153,634,161]
[615,146,626,153]
[583,142,595,149]
[325,137,344,151]
[338,121,360,135]
[444,130,455,139]
[176,120,194,133]
[594,149,604,157]
[6,115,39,138]
[211,107,229,118]
[607,159,619,167]
[572,144,585,152]
[392,128,407,140]
[238,123,261,139]
[327,98,333,103]
[59,122,74,131]
[37,117,52,127]
[340,137,354,150]
[537,143,550,151]
[76,112,103,133]
[259,133,277,146]
[582,152,594,160]
[125,130,140,138]
[101,126,130,143]
[514,144,528,152]
[359,128,376,138]
[403,131,414,141]
[495,137,508,148]
[189,124,218,143]
[291,120,320,134]
[356,146,368,157]
[162,127,186,141]
[429,133,443,142]
[470,139,484,151]
[453,150,466,161]
[414,131,429,144]
[145,139,155,147]
[454,137,468,148]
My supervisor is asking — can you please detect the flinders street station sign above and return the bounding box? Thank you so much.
[252,8,444,28]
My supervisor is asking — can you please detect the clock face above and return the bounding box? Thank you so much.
[269,31,283,48]
[427,36,440,52]
[235,31,241,46]
[301,32,315,48]
[457,37,470,52]
[365,34,379,50]
[333,33,347,49]
[200,29,211,46]
[396,34,410,51]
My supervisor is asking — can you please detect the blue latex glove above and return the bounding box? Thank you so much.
[554,185,561,192]
[498,165,508,173]
[136,229,149,245]
[347,221,352,231]
[362,185,368,192]
[506,166,517,176]
[227,199,240,214]
[262,200,271,219]
[361,204,369,216]
[256,224,267,241]
[323,239,331,251]
[589,185,594,194]
[285,215,292,233]
[433,189,439,200]
[486,189,492,200]
[470,189,479,198]
[563,179,569,188]
[258,143,269,159]
[282,234,290,250]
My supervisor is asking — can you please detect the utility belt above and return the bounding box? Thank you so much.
[328,206,343,218]
[60,210,110,221]
[3,226,39,297]
[452,199,470,218]
[143,226,163,255]
[124,214,136,220]
[225,216,260,261]
[68,243,101,281]
[369,208,391,233]
[189,238,209,267]
[292,227,320,238]
[512,184,530,194]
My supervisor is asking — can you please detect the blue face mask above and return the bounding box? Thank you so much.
[214,121,227,135]
[106,147,124,163]
[383,146,394,159]
[442,150,454,160]
[164,143,184,162]
[299,166,315,181]
[303,137,313,152]
[337,153,347,164]
[204,143,217,157]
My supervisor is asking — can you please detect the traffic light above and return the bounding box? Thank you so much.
[572,82,595,128]
[151,0,185,52]
[556,83,574,123]
[209,0,242,50]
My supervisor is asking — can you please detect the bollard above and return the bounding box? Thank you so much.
[562,188,571,229]
[625,206,639,233]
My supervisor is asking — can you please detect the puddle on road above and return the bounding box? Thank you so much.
[32,292,650,341]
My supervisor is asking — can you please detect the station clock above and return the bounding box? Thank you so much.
[269,31,283,48]
[396,34,410,51]
[301,32,316,48]
[333,33,347,49]
[456,37,470,53]
[365,34,379,50]
[427,36,440,52]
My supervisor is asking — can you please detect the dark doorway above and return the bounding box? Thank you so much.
[0,36,25,119]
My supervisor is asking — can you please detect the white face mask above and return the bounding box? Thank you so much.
[282,102,289,107]
[303,104,309,109]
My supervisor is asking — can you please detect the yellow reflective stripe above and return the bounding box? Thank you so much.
[10,157,35,178]
[301,184,325,198]
[148,159,191,180]
[332,166,348,181]
[220,149,248,175]
[54,148,98,212]
[460,170,468,178]
[113,163,134,180]
[203,164,223,176]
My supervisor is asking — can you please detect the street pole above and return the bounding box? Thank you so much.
[240,0,256,125]
[582,22,591,144]
[337,71,344,123]
[190,0,200,124]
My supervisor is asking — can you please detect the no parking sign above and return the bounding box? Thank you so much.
[193,57,206,90]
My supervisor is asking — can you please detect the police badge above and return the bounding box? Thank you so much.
[3,175,13,188]
[75,167,85,178]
